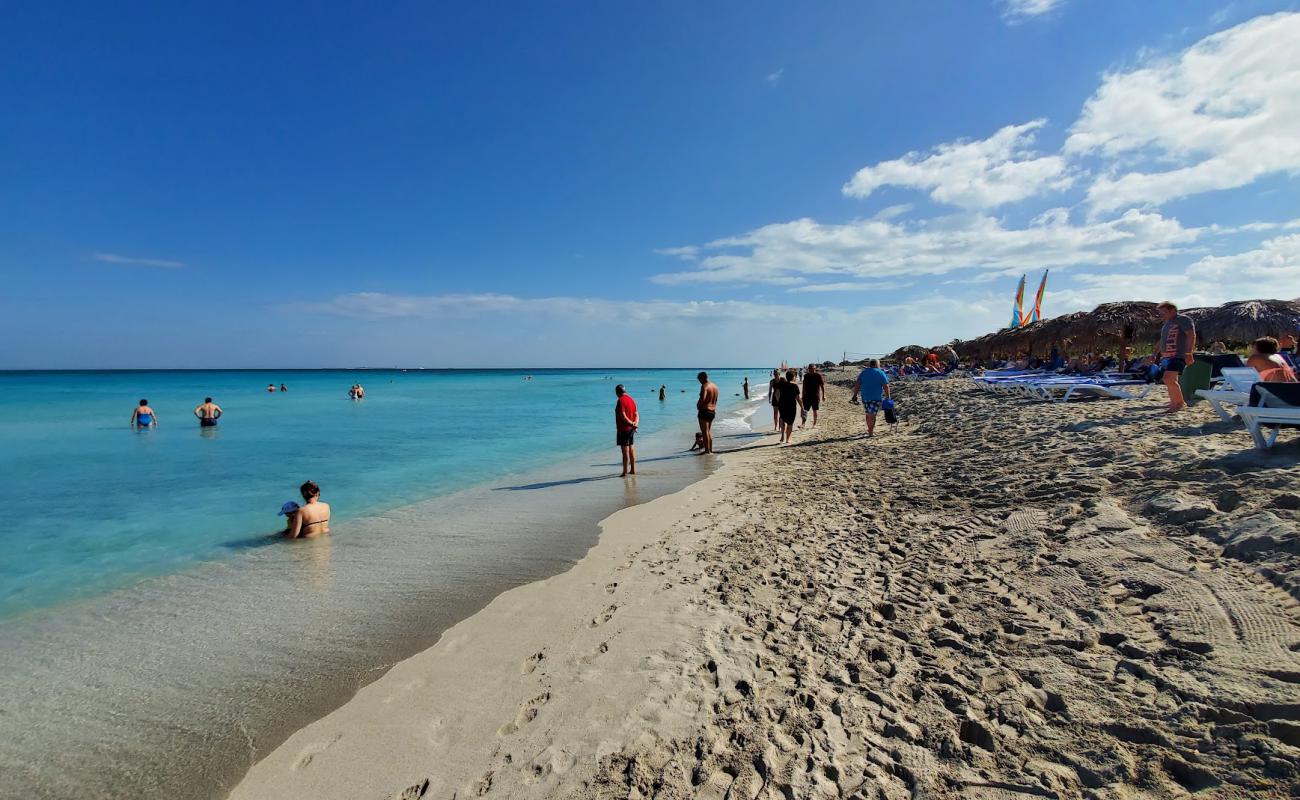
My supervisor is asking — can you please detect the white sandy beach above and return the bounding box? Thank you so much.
[232,373,1300,799]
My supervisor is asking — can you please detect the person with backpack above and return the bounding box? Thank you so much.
[851,359,891,437]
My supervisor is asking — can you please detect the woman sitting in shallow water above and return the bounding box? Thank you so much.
[283,480,331,539]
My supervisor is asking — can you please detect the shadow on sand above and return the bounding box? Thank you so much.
[494,474,624,492]
[501,431,782,491]
[220,532,286,550]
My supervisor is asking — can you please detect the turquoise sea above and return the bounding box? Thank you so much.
[0,368,763,799]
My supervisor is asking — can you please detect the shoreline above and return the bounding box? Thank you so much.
[0,388,760,800]
[231,372,1300,799]
[230,414,776,799]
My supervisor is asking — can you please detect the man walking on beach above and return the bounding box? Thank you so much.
[614,384,639,477]
[800,364,825,428]
[696,371,719,454]
[1156,301,1196,414]
[193,397,223,427]
[776,369,803,443]
[768,369,781,431]
[743,377,749,400]
[852,359,891,437]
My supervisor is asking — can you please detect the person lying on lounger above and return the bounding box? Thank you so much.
[1249,337,1297,382]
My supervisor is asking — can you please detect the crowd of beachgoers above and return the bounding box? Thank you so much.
[969,334,1298,381]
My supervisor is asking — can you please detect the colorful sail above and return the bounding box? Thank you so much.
[1008,274,1026,329]
[1027,269,1048,324]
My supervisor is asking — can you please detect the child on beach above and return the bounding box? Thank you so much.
[689,432,706,451]
[278,501,300,534]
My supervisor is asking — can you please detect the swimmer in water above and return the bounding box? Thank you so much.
[194,397,222,427]
[284,481,330,539]
[267,383,276,392]
[279,383,287,392]
[131,399,157,428]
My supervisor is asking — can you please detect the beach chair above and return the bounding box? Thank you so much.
[1237,383,1300,450]
[1195,367,1261,423]
[1039,379,1151,403]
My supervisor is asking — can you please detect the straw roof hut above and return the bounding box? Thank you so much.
[888,344,930,362]
[949,298,1300,360]
[1046,302,1162,352]
[1191,299,1300,346]
[954,313,1086,359]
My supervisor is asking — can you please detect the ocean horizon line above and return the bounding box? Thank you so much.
[0,365,778,374]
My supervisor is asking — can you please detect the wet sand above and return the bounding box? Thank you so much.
[232,372,1300,799]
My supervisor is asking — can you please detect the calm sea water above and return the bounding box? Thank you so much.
[0,368,764,799]
[0,368,754,618]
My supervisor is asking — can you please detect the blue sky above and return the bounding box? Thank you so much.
[2,0,1298,368]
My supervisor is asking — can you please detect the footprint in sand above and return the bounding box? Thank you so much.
[292,732,343,770]
[694,770,737,800]
[394,777,429,799]
[497,691,551,736]
[590,604,618,627]
[577,641,609,665]
[604,581,618,594]
[521,650,545,675]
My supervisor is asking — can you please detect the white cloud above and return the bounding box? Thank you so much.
[1000,0,1066,25]
[294,290,1013,358]
[653,208,1201,286]
[93,253,186,268]
[655,13,1300,301]
[1210,4,1236,27]
[1215,218,1300,234]
[1067,12,1300,213]
[1186,232,1300,283]
[298,292,800,325]
[873,204,912,220]
[1036,234,1299,315]
[842,120,1073,210]
[765,68,784,83]
[787,281,912,294]
[653,245,700,261]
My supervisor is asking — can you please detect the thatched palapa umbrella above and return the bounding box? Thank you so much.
[948,298,1300,360]
[1048,302,1162,353]
[1190,299,1300,346]
[888,344,930,362]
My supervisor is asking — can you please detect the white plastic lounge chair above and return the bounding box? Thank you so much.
[1036,380,1152,403]
[1238,384,1300,450]
[1195,367,1261,423]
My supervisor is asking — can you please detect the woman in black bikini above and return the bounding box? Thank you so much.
[285,481,331,539]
